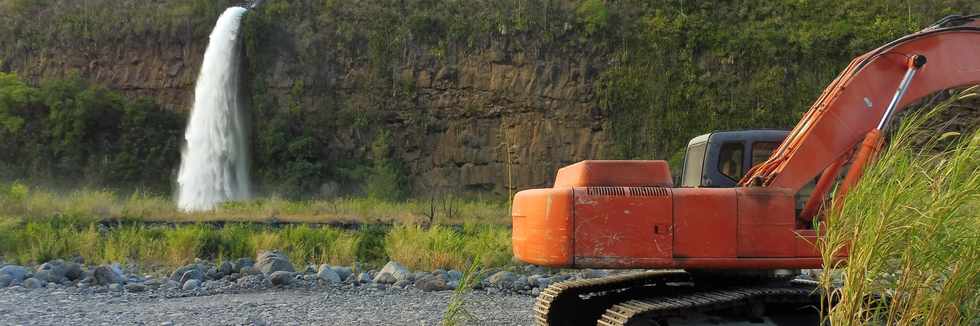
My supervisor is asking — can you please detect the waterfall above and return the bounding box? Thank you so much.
[177,7,251,212]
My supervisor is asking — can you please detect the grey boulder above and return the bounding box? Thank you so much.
[36,260,69,282]
[255,251,294,275]
[0,265,30,283]
[375,261,411,283]
[269,271,294,286]
[447,270,463,282]
[374,272,397,284]
[182,279,201,291]
[356,272,372,284]
[233,258,255,272]
[23,277,46,289]
[92,264,126,285]
[170,264,205,282]
[332,266,353,281]
[487,271,517,289]
[316,265,341,284]
[414,273,452,292]
[125,282,147,292]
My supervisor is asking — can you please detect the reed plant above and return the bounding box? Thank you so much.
[384,223,512,271]
[818,88,980,325]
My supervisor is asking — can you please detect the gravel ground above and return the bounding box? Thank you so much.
[0,285,534,325]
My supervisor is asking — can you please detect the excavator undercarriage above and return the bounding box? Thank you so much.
[534,270,822,326]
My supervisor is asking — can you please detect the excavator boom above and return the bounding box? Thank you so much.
[742,16,980,191]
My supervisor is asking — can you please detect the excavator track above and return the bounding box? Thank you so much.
[533,270,691,326]
[533,271,821,326]
[597,280,821,326]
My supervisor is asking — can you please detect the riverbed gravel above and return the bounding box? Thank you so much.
[0,284,534,325]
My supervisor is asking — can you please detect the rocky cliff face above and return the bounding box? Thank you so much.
[1,2,614,195]
[4,1,976,196]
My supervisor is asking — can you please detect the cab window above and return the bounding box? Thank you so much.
[718,142,744,181]
[751,142,779,167]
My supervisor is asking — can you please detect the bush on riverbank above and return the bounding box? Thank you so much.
[0,216,512,272]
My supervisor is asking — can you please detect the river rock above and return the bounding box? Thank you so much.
[125,282,147,292]
[217,261,235,276]
[236,274,269,289]
[92,265,126,285]
[23,277,46,289]
[374,272,397,284]
[170,264,205,282]
[356,272,371,284]
[63,262,84,281]
[579,269,608,279]
[240,266,261,276]
[0,274,11,287]
[487,271,517,289]
[33,270,64,283]
[375,261,411,283]
[108,283,124,292]
[255,251,294,275]
[393,279,412,288]
[234,258,255,272]
[179,269,205,286]
[447,270,463,282]
[36,260,69,282]
[332,266,353,280]
[0,265,30,283]
[269,271,293,286]
[531,275,553,288]
[182,279,201,291]
[414,273,451,292]
[513,276,529,290]
[316,265,341,284]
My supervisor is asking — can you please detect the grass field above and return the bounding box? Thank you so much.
[0,185,513,272]
[0,186,509,225]
[819,88,980,325]
[0,215,513,273]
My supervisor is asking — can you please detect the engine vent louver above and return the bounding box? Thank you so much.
[586,187,668,197]
[587,187,627,196]
[629,187,670,197]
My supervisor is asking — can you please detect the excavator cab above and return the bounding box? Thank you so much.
[680,130,788,188]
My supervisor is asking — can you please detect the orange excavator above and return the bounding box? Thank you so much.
[512,15,980,325]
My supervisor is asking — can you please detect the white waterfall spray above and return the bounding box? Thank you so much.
[177,7,251,212]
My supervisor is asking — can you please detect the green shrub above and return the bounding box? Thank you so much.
[366,130,409,201]
[0,73,182,191]
[575,0,608,35]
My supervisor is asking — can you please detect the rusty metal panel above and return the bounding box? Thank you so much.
[554,160,674,188]
[672,188,738,258]
[736,188,796,257]
[572,187,673,267]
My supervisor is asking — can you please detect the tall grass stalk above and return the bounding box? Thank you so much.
[442,261,485,326]
[819,88,980,325]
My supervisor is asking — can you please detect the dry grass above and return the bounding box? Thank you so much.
[384,223,512,271]
[0,187,509,225]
